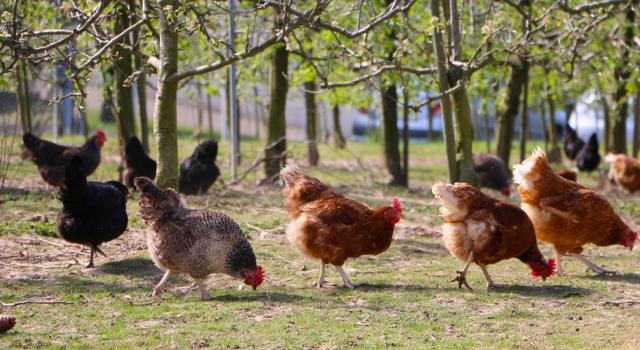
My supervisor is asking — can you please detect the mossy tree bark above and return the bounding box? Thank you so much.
[634,90,640,158]
[333,104,346,148]
[519,60,530,162]
[131,0,149,153]
[304,81,319,166]
[430,0,456,184]
[545,78,561,162]
[495,64,524,167]
[113,4,136,181]
[380,84,404,186]
[153,0,180,190]
[612,8,634,155]
[16,63,30,134]
[262,42,288,184]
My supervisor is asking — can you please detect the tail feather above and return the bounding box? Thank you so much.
[58,156,88,205]
[280,164,303,189]
[134,177,184,224]
[22,133,40,159]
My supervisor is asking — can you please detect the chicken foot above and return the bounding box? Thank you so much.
[151,269,172,301]
[451,252,474,290]
[479,263,509,288]
[195,279,212,299]
[312,262,338,289]
[572,254,617,275]
[335,265,367,289]
[86,245,107,268]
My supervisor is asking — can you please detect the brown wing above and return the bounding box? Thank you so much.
[539,188,611,223]
[283,173,345,219]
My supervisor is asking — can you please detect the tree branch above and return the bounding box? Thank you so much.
[557,0,628,15]
[320,65,435,88]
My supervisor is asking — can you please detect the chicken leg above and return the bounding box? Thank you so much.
[554,250,571,277]
[479,263,509,288]
[451,252,474,290]
[312,261,337,289]
[151,269,172,301]
[335,265,367,289]
[86,246,96,268]
[572,254,617,275]
[195,278,211,299]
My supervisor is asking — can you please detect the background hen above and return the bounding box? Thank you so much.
[179,140,221,195]
[22,130,106,186]
[124,136,157,190]
[472,153,511,196]
[561,125,585,160]
[280,164,404,289]
[135,177,263,300]
[576,133,600,174]
[514,148,637,276]
[432,182,554,289]
[605,153,640,193]
[56,156,129,267]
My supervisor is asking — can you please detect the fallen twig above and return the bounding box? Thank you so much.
[600,300,640,306]
[0,260,79,269]
[36,237,65,248]
[1,300,74,307]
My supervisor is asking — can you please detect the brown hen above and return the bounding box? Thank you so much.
[281,164,403,288]
[514,148,637,276]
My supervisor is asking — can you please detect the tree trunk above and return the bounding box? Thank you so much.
[449,69,481,187]
[402,92,409,186]
[545,82,562,162]
[634,90,640,158]
[472,99,479,141]
[254,86,261,140]
[430,0,457,184]
[519,60,530,162]
[262,42,288,184]
[380,84,404,186]
[333,104,346,148]
[21,62,32,133]
[80,96,89,139]
[16,63,29,134]
[114,5,136,181]
[482,100,491,153]
[197,82,203,144]
[207,88,214,140]
[495,64,524,167]
[304,81,319,166]
[612,8,634,155]
[153,0,180,190]
[540,98,548,154]
[131,0,149,153]
[599,84,612,154]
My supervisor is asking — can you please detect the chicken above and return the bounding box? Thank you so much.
[514,148,637,276]
[22,130,106,186]
[472,153,511,196]
[561,125,585,160]
[432,182,555,289]
[605,153,640,193]
[555,169,577,182]
[280,164,404,289]
[576,133,600,174]
[56,156,129,268]
[124,136,156,190]
[179,140,221,195]
[135,177,263,300]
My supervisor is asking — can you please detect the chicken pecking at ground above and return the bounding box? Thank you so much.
[576,133,601,174]
[124,135,157,190]
[561,125,585,161]
[432,182,555,289]
[179,140,221,195]
[605,153,640,193]
[514,148,637,276]
[472,153,511,196]
[135,177,263,300]
[280,164,404,289]
[22,131,106,186]
[56,156,129,268]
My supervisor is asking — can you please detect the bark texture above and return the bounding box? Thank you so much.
[495,64,524,167]
[262,42,288,184]
[304,81,319,166]
[333,104,346,148]
[380,84,404,186]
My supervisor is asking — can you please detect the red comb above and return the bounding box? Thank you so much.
[244,266,265,287]
[392,198,402,213]
[96,130,106,138]
[546,259,556,277]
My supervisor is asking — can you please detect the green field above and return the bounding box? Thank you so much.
[1,121,640,349]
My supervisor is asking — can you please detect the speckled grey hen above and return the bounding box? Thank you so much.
[134,177,264,300]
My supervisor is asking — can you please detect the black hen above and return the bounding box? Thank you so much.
[179,140,221,195]
[576,133,601,174]
[56,156,129,268]
[124,136,157,190]
[472,153,511,196]
[561,125,585,160]
[22,130,105,186]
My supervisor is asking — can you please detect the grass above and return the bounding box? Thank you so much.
[1,124,640,349]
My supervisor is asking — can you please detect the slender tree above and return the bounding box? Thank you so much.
[262,42,288,183]
[304,80,319,166]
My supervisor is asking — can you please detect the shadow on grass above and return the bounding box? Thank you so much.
[170,291,314,304]
[95,257,162,278]
[576,272,640,284]
[485,283,595,298]
[393,239,449,256]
